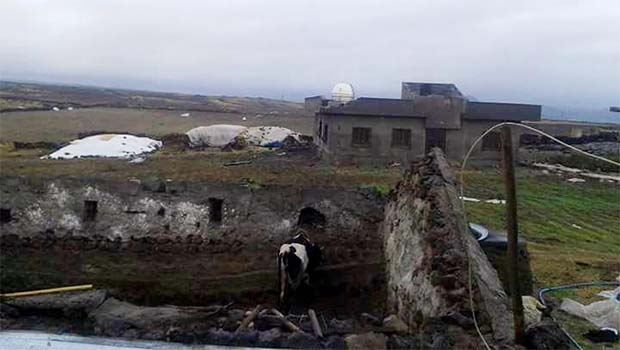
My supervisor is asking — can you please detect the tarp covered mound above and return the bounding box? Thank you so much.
[44,134,162,159]
[245,126,301,147]
[186,125,248,147]
[186,125,300,148]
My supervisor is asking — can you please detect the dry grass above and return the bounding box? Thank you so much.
[0,107,314,143]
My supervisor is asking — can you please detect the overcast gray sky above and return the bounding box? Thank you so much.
[1,0,618,108]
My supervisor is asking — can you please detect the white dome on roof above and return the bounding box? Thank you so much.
[331,83,355,103]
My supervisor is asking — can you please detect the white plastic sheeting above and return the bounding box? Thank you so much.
[246,126,300,147]
[560,285,620,330]
[186,125,248,147]
[186,125,299,148]
[44,134,162,159]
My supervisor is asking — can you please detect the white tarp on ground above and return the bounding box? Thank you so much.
[44,134,162,159]
[245,126,300,146]
[186,125,248,147]
[186,125,299,148]
[560,285,620,330]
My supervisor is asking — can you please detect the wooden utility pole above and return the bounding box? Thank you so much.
[501,126,525,344]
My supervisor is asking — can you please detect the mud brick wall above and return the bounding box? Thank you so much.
[382,149,514,348]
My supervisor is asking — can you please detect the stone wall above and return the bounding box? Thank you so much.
[0,176,385,307]
[382,149,514,348]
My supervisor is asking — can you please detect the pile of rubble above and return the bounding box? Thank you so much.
[0,290,424,349]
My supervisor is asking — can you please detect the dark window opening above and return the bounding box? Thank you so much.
[391,128,412,148]
[84,200,98,221]
[318,120,323,138]
[298,207,326,229]
[420,83,433,96]
[425,128,446,153]
[157,207,166,217]
[482,132,501,151]
[208,198,223,223]
[0,208,11,223]
[352,127,371,146]
[321,99,329,107]
[322,124,328,142]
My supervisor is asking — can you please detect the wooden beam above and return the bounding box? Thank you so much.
[308,309,323,338]
[0,284,93,298]
[235,305,262,333]
[501,126,525,344]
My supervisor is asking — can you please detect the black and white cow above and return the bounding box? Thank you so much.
[278,231,321,306]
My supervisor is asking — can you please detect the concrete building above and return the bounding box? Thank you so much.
[308,82,541,164]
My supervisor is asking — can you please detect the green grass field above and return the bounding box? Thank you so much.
[461,169,620,298]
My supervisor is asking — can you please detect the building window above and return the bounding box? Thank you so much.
[352,127,371,146]
[425,128,446,153]
[208,198,223,223]
[391,128,411,148]
[318,120,322,138]
[322,124,328,142]
[84,200,98,221]
[482,132,501,151]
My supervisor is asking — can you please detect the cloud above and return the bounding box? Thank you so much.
[1,0,618,107]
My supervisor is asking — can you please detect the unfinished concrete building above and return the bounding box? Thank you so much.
[307,82,541,164]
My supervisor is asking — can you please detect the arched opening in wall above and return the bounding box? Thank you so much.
[208,198,223,224]
[297,207,326,229]
[84,200,98,221]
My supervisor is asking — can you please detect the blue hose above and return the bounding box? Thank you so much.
[537,281,620,350]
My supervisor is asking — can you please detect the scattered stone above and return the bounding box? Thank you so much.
[329,318,355,334]
[567,177,585,183]
[345,332,387,350]
[382,314,409,333]
[206,328,234,345]
[361,312,382,326]
[257,328,286,347]
[524,319,572,350]
[233,330,259,346]
[283,332,322,349]
[323,335,346,349]
[387,334,418,349]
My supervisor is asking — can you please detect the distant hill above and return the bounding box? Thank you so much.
[542,105,620,124]
[0,81,305,115]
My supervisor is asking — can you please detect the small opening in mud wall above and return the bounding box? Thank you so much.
[208,198,223,223]
[0,208,11,223]
[84,200,98,221]
[298,207,326,229]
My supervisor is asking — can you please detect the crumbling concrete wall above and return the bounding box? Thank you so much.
[383,149,514,348]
